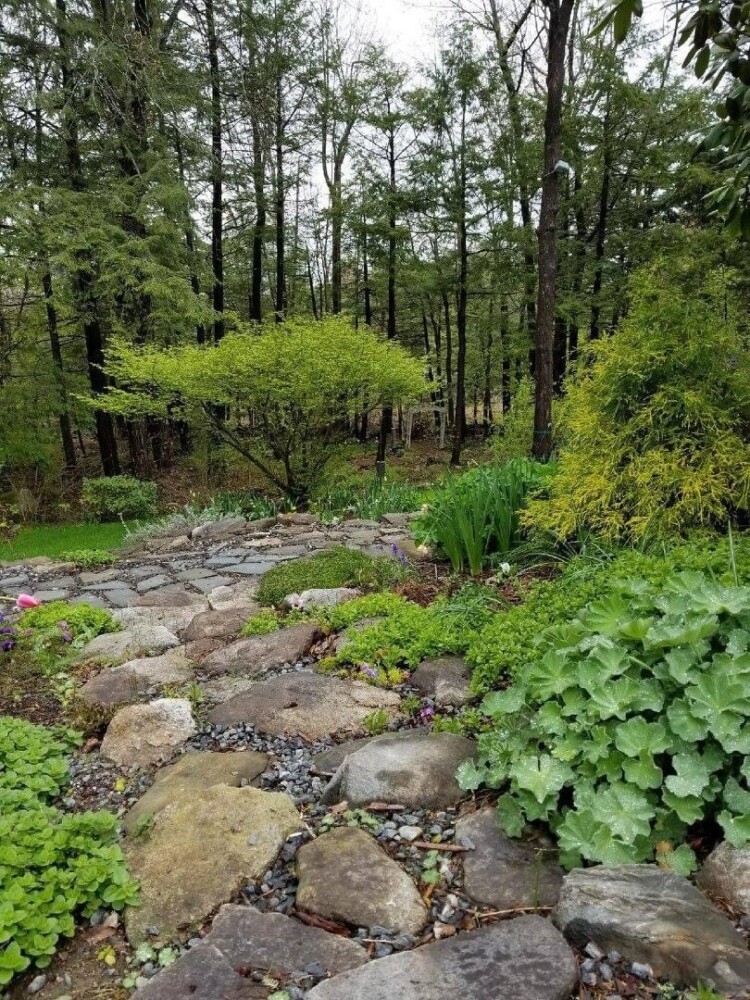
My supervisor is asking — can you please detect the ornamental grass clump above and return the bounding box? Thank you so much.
[459,571,750,873]
[414,459,555,575]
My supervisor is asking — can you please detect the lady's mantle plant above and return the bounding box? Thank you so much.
[0,718,139,985]
[458,571,750,873]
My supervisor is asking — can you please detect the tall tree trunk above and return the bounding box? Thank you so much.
[274,76,286,320]
[450,92,469,467]
[532,0,575,461]
[250,119,265,323]
[33,92,76,469]
[205,0,224,341]
[174,129,206,343]
[589,138,611,341]
[42,270,77,469]
[331,161,343,313]
[55,0,119,475]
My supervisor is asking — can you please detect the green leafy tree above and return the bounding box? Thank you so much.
[103,317,427,500]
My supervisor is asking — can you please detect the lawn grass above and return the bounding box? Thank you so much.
[0,521,131,562]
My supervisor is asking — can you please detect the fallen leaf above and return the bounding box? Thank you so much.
[86,926,116,944]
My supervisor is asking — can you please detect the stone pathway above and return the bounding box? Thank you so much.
[3,513,750,999]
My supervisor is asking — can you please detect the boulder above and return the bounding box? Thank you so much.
[208,581,259,611]
[312,728,428,774]
[123,750,268,834]
[203,904,367,975]
[296,827,428,934]
[208,673,400,739]
[78,626,179,665]
[130,942,261,999]
[183,605,257,643]
[410,656,474,706]
[79,648,193,707]
[100,698,196,769]
[114,604,207,637]
[124,785,302,942]
[201,623,322,676]
[306,915,578,1000]
[322,731,475,808]
[697,842,750,915]
[554,864,750,992]
[455,808,562,909]
[282,587,360,611]
[192,516,247,539]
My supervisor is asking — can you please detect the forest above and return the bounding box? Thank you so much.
[3,1,750,998]
[1,0,746,508]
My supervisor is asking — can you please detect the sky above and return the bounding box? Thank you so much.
[360,0,677,69]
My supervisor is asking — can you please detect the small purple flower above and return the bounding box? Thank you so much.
[419,705,435,723]
[390,542,409,567]
[1,639,15,652]
[359,663,378,680]
[58,621,73,643]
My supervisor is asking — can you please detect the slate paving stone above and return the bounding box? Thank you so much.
[32,589,70,601]
[232,562,278,575]
[42,575,77,588]
[177,566,223,581]
[129,565,169,580]
[79,569,121,585]
[70,593,109,608]
[136,574,174,593]
[106,588,140,607]
[86,579,133,591]
[190,574,236,593]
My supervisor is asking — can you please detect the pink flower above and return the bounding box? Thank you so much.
[16,594,40,610]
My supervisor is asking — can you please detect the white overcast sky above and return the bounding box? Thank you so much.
[358,0,677,69]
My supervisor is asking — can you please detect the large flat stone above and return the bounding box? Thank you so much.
[203,904,367,975]
[114,604,207,637]
[123,750,268,834]
[554,864,750,992]
[124,785,302,943]
[79,648,193,707]
[100,698,196,768]
[137,574,173,593]
[323,731,475,808]
[455,807,562,909]
[78,626,179,664]
[297,827,428,934]
[201,623,321,677]
[209,673,400,739]
[130,941,265,999]
[282,587,360,611]
[190,574,236,593]
[192,516,247,539]
[183,605,257,643]
[312,728,428,773]
[410,656,474,706]
[697,842,750,915]
[306,916,578,1000]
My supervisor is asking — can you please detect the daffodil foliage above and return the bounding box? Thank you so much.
[458,571,750,874]
[103,317,427,500]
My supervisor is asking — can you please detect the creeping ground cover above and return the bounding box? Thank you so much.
[459,571,750,873]
[0,717,139,984]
